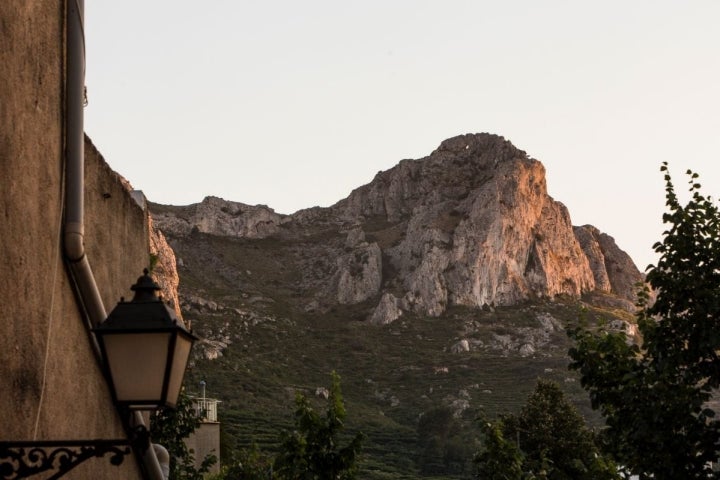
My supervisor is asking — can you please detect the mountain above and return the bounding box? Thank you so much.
[150,133,642,478]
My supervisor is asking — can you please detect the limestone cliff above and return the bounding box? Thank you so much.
[330,133,642,319]
[149,215,183,319]
[151,133,643,323]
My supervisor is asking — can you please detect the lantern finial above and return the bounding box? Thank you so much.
[130,269,161,302]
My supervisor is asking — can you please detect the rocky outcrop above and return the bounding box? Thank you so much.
[150,133,643,321]
[149,215,183,319]
[151,196,283,238]
[335,238,382,304]
[574,225,644,306]
[368,293,403,325]
[334,134,605,317]
[454,312,565,357]
[573,225,612,292]
[595,229,645,298]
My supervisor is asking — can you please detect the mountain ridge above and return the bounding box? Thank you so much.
[152,133,642,320]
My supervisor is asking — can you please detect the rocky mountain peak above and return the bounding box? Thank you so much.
[433,132,524,157]
[335,133,535,223]
[151,133,643,322]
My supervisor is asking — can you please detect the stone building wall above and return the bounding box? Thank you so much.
[185,423,221,474]
[0,2,148,478]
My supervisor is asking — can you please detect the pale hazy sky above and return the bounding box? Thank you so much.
[84,1,720,271]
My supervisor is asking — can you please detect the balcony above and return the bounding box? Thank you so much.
[192,397,220,423]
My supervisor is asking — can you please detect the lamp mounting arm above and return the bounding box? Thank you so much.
[0,425,149,479]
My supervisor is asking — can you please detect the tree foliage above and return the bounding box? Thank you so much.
[151,390,217,480]
[273,372,364,480]
[416,406,475,475]
[474,379,619,480]
[474,420,524,480]
[213,444,275,480]
[216,373,363,480]
[568,163,720,479]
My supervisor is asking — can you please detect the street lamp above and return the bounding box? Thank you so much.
[94,269,197,410]
[0,270,197,479]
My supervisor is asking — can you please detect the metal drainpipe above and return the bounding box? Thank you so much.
[64,2,165,479]
[63,0,106,332]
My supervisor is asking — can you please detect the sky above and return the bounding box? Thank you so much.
[84,1,720,272]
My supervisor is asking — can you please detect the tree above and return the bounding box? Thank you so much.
[416,406,475,475]
[151,390,217,480]
[474,379,620,480]
[213,444,274,480]
[568,163,720,479]
[273,372,364,480]
[474,420,524,480]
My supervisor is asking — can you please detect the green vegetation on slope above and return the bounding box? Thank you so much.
[166,229,629,479]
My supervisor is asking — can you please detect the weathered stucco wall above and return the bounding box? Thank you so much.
[1,2,147,478]
[185,423,221,474]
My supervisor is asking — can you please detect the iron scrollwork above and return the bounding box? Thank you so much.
[0,426,148,479]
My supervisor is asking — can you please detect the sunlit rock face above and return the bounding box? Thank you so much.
[333,133,638,317]
[148,215,183,318]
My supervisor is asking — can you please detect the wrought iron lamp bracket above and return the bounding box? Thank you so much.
[0,425,149,480]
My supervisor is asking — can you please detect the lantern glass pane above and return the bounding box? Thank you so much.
[104,332,171,403]
[165,334,193,408]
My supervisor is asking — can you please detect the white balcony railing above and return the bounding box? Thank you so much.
[193,397,220,423]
